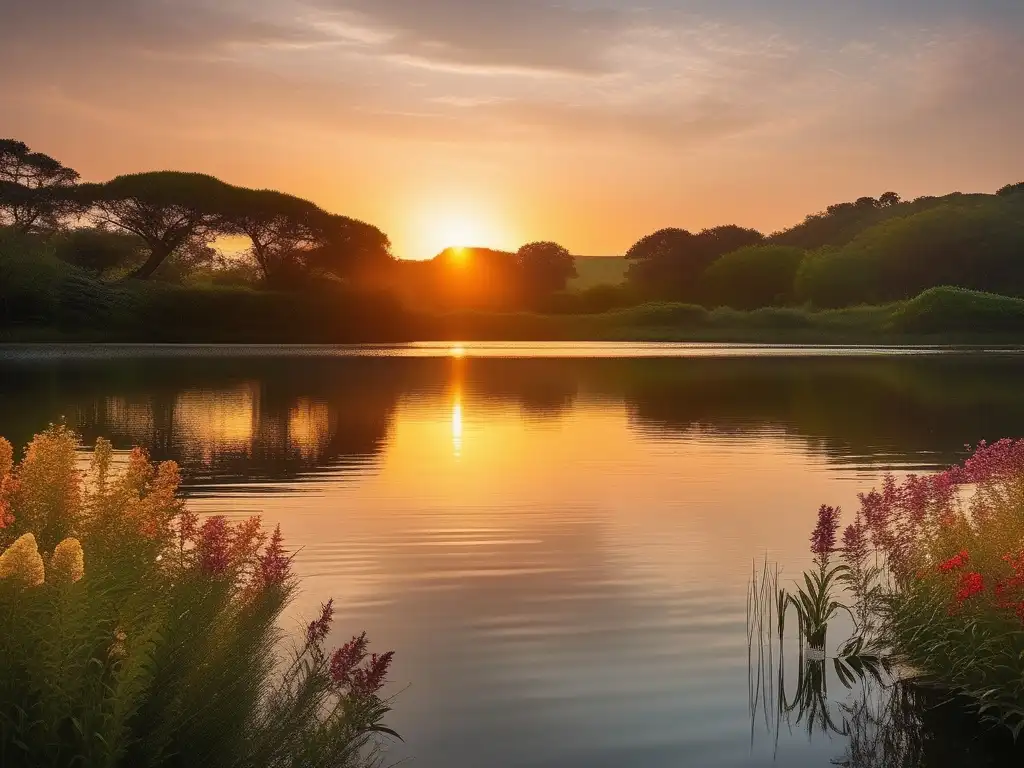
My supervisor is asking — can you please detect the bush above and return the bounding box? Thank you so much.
[0,427,397,768]
[887,287,1024,334]
[700,245,806,309]
[600,302,710,328]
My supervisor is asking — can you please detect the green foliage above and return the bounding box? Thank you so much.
[796,201,1024,307]
[888,287,1024,334]
[0,428,398,768]
[52,227,145,276]
[626,225,764,301]
[700,245,806,309]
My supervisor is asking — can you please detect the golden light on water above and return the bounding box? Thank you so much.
[450,345,466,358]
[451,398,464,457]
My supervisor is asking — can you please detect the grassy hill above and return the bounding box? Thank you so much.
[570,256,628,289]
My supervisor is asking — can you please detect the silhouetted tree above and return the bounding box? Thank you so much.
[517,241,576,295]
[307,214,393,282]
[78,172,235,280]
[997,182,1024,198]
[626,225,763,300]
[878,191,901,208]
[0,139,80,233]
[220,188,326,286]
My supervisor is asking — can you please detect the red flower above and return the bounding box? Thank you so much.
[351,651,395,698]
[330,632,368,686]
[938,550,970,572]
[956,571,984,601]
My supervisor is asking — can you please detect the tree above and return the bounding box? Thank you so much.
[307,214,393,282]
[516,241,576,295]
[700,245,806,309]
[625,225,763,300]
[220,188,327,286]
[997,182,1024,198]
[878,191,902,208]
[78,172,235,280]
[0,139,80,233]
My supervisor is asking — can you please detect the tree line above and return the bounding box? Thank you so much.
[0,138,395,287]
[4,135,1024,316]
[0,138,578,303]
[622,186,1024,310]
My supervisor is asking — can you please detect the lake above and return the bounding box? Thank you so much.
[3,343,1024,767]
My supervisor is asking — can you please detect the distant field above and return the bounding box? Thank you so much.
[570,256,628,290]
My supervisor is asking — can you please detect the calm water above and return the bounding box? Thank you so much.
[3,343,1024,767]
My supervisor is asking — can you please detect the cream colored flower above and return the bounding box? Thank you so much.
[0,533,45,587]
[50,538,85,585]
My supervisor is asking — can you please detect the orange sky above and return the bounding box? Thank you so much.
[4,1,1023,259]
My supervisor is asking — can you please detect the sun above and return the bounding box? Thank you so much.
[411,197,515,260]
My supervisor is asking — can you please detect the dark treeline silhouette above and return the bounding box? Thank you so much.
[4,135,1024,340]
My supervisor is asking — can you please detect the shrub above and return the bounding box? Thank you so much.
[700,245,806,309]
[601,302,710,328]
[887,286,1024,334]
[0,427,397,768]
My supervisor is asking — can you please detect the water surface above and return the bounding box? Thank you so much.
[3,343,1023,767]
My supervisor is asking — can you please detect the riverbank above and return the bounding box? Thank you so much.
[7,288,1024,346]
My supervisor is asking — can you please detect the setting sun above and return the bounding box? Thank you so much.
[411,196,516,260]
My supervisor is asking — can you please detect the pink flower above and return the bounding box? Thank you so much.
[257,525,291,588]
[842,517,868,563]
[330,632,368,686]
[350,651,395,698]
[810,505,841,565]
[197,516,231,576]
[306,599,334,647]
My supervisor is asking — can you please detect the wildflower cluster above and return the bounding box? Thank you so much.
[793,438,1024,733]
[0,426,399,766]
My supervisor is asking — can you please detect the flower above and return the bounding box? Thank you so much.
[842,517,869,564]
[351,651,395,698]
[330,632,368,686]
[257,525,291,588]
[197,516,231,576]
[49,537,85,584]
[938,550,970,572]
[0,533,45,587]
[810,505,841,565]
[956,572,984,602]
[306,599,334,647]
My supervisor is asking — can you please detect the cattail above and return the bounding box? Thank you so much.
[50,538,85,585]
[0,533,45,587]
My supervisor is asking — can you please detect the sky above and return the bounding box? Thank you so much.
[3,0,1023,259]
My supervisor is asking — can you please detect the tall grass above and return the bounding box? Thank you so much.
[0,426,397,768]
